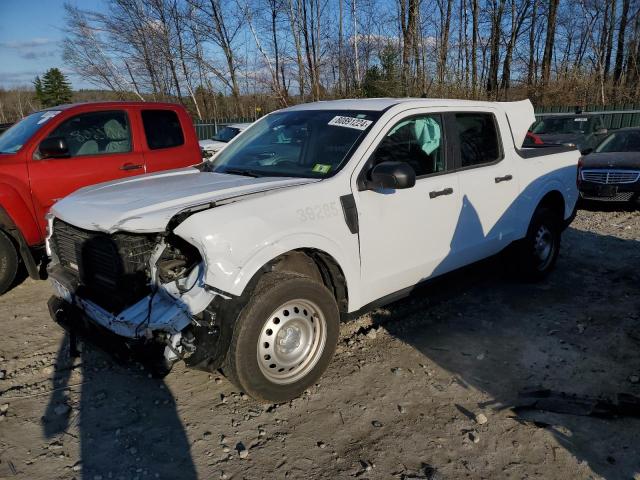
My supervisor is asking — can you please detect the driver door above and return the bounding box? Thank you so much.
[352,112,462,304]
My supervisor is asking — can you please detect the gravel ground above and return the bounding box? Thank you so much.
[0,206,639,480]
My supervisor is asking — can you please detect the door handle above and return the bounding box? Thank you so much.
[494,174,513,183]
[120,163,144,171]
[429,187,454,199]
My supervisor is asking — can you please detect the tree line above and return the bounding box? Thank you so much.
[2,0,640,124]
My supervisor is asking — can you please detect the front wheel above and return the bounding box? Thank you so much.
[223,273,340,402]
[512,206,561,281]
[0,230,18,295]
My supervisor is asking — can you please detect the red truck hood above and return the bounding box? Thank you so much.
[50,167,319,233]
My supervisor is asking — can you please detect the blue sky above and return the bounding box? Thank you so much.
[0,0,103,89]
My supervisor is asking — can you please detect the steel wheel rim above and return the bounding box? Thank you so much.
[257,299,327,385]
[534,224,554,270]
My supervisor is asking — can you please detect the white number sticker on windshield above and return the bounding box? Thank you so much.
[37,111,62,124]
[328,116,373,130]
[574,117,588,122]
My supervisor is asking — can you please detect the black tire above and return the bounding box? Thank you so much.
[0,230,18,295]
[223,272,340,402]
[513,206,561,281]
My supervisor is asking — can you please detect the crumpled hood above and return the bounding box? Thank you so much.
[51,167,319,233]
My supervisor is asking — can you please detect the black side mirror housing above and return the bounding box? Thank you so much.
[39,137,69,159]
[368,161,416,190]
[580,147,594,155]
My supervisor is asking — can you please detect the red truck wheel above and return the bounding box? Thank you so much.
[0,230,18,295]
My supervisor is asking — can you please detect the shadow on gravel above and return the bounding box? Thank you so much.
[366,226,640,479]
[42,335,197,480]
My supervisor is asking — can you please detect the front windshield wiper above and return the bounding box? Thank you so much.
[222,168,263,178]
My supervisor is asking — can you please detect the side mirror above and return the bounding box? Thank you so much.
[368,161,416,190]
[581,147,594,155]
[596,128,608,136]
[39,136,69,159]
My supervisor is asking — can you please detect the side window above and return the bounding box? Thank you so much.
[373,114,445,177]
[46,111,130,157]
[453,113,502,168]
[141,110,184,150]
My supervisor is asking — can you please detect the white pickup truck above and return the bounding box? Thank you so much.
[47,98,579,401]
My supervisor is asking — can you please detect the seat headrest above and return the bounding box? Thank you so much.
[104,119,128,141]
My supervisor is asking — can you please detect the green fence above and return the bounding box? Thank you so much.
[535,105,640,130]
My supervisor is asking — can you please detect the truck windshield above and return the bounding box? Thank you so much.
[209,110,380,178]
[595,130,640,153]
[0,110,62,154]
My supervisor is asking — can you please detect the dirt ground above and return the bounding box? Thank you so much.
[1,205,639,480]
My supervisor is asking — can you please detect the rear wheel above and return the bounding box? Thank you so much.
[513,206,561,281]
[223,273,339,402]
[0,230,18,295]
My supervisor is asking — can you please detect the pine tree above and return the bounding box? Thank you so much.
[33,76,44,104]
[37,68,73,108]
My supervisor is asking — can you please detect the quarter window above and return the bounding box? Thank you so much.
[453,113,501,167]
[141,110,184,149]
[373,114,445,177]
[45,111,130,157]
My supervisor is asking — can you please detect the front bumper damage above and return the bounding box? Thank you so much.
[48,258,225,366]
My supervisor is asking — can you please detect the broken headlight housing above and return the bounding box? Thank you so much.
[155,235,202,286]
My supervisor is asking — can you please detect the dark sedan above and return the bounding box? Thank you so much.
[578,127,640,203]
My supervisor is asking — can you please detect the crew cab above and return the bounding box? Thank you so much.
[0,102,202,294]
[47,98,579,402]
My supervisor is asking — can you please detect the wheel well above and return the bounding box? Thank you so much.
[268,249,349,313]
[537,190,565,221]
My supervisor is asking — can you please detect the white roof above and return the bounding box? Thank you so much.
[282,97,529,112]
[281,97,535,150]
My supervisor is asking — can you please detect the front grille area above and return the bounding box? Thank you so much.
[50,219,157,312]
[580,191,636,202]
[581,169,640,184]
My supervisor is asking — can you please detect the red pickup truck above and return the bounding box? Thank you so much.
[0,101,202,294]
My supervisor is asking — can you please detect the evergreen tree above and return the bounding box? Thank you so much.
[36,68,73,107]
[33,75,43,104]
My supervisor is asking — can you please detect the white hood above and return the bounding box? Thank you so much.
[199,139,228,152]
[51,167,318,233]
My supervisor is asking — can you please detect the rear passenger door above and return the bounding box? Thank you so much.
[354,112,463,303]
[140,109,193,172]
[447,110,519,261]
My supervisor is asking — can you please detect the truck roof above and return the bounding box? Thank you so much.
[283,97,535,150]
[42,101,184,112]
[282,97,529,112]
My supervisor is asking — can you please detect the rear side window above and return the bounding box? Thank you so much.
[453,113,502,167]
[141,110,184,150]
[45,110,131,157]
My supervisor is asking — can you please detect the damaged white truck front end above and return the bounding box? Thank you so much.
[46,167,319,370]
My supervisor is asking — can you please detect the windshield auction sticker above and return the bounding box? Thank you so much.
[37,111,62,124]
[328,116,373,130]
